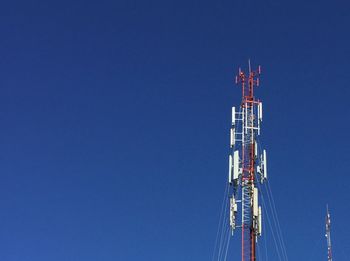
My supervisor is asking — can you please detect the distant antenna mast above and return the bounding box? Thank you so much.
[230,61,265,261]
[325,206,333,261]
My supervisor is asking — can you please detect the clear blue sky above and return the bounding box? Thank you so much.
[0,0,349,260]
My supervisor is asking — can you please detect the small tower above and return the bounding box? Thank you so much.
[325,205,333,261]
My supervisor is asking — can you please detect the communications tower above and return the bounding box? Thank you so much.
[325,206,332,261]
[228,61,267,261]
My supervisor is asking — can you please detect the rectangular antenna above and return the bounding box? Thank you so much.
[263,150,267,180]
[228,155,233,184]
[253,187,259,217]
[233,150,239,180]
[232,107,236,126]
[254,141,258,158]
[258,206,262,235]
[244,103,248,134]
[258,102,263,121]
[230,128,235,148]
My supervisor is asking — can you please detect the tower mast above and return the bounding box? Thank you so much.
[325,206,333,261]
[229,62,267,261]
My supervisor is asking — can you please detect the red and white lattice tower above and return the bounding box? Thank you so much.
[228,61,267,261]
[325,206,333,261]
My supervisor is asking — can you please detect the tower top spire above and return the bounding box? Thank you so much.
[235,62,261,100]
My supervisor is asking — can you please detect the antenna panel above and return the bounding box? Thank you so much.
[230,128,235,148]
[258,102,263,121]
[230,196,237,230]
[233,150,239,180]
[232,107,236,126]
[253,187,259,217]
[244,103,248,134]
[263,149,267,180]
[228,155,233,184]
[230,196,237,212]
[258,206,262,235]
[254,141,258,158]
[230,208,234,228]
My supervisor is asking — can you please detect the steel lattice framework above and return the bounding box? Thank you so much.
[228,62,267,261]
